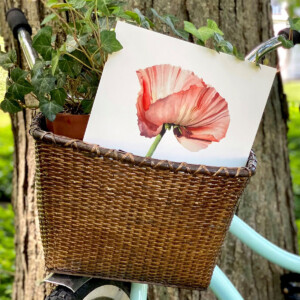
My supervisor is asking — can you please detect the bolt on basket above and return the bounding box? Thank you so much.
[30,113,256,290]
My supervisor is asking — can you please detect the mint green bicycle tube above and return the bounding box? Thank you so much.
[230,215,300,272]
[209,266,244,300]
[130,283,148,300]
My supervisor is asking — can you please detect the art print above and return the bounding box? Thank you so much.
[84,22,277,167]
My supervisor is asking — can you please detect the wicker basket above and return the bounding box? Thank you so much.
[30,113,256,290]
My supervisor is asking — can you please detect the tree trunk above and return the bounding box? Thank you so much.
[0,1,48,300]
[0,0,297,299]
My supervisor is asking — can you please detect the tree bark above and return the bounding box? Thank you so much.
[0,0,297,299]
[0,1,48,300]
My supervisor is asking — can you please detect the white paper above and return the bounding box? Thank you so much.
[84,21,277,167]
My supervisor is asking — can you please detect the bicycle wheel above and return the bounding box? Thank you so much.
[46,278,131,300]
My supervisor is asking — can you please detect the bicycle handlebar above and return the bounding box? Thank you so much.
[6,8,32,39]
[278,28,300,45]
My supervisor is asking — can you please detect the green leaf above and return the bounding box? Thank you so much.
[31,59,45,80]
[151,9,187,39]
[68,0,86,9]
[125,11,140,24]
[81,99,93,113]
[32,72,56,97]
[41,13,57,25]
[134,8,152,29]
[51,51,60,75]
[32,26,53,60]
[289,17,300,32]
[9,68,33,99]
[97,0,110,16]
[197,27,216,42]
[100,30,123,53]
[112,7,131,20]
[184,21,203,40]
[50,88,67,106]
[10,67,27,82]
[55,72,67,88]
[0,98,22,113]
[207,19,223,35]
[58,56,82,78]
[233,46,244,60]
[40,97,63,121]
[185,19,224,43]
[278,35,294,49]
[64,34,88,53]
[46,0,58,6]
[0,50,17,70]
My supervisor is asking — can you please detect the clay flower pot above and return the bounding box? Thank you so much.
[46,113,90,140]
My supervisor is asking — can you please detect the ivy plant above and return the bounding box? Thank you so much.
[0,0,245,121]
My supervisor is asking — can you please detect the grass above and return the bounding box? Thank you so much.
[284,81,300,250]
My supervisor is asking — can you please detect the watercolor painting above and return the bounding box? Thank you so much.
[84,21,277,167]
[136,64,230,152]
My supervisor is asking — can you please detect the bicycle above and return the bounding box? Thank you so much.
[5,7,300,300]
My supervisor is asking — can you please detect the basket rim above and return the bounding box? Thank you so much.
[30,113,257,177]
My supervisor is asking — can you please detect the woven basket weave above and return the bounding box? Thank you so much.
[30,113,256,290]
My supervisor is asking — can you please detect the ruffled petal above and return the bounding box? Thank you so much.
[136,64,205,138]
[143,85,229,151]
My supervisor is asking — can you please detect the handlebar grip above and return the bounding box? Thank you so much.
[278,28,300,45]
[6,8,32,39]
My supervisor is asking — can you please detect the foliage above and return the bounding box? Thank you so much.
[0,37,13,203]
[0,112,13,203]
[0,204,15,300]
[285,82,300,220]
[0,0,245,122]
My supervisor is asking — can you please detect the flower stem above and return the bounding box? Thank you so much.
[145,125,167,158]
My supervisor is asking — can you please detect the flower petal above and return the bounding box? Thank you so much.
[144,85,230,151]
[136,64,205,137]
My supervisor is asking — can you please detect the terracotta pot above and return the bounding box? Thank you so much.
[46,113,90,140]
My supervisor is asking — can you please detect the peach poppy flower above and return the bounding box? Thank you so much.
[136,64,230,152]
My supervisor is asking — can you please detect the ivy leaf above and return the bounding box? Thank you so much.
[134,8,152,29]
[233,46,244,60]
[289,17,300,32]
[58,56,82,78]
[46,0,58,6]
[32,72,56,97]
[151,9,188,40]
[50,88,67,106]
[112,7,131,20]
[184,21,203,40]
[32,26,53,60]
[9,68,34,100]
[11,67,27,81]
[207,19,223,35]
[125,11,141,24]
[41,13,57,25]
[51,50,60,75]
[65,34,88,53]
[40,96,64,122]
[197,27,216,42]
[278,35,294,49]
[100,30,123,53]
[0,50,17,70]
[81,99,93,113]
[31,59,45,80]
[0,92,22,113]
[55,72,67,88]
[97,0,111,16]
[68,0,86,9]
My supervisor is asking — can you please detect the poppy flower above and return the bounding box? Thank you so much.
[136,64,230,152]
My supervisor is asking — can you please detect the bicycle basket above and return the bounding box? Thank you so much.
[30,113,256,290]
